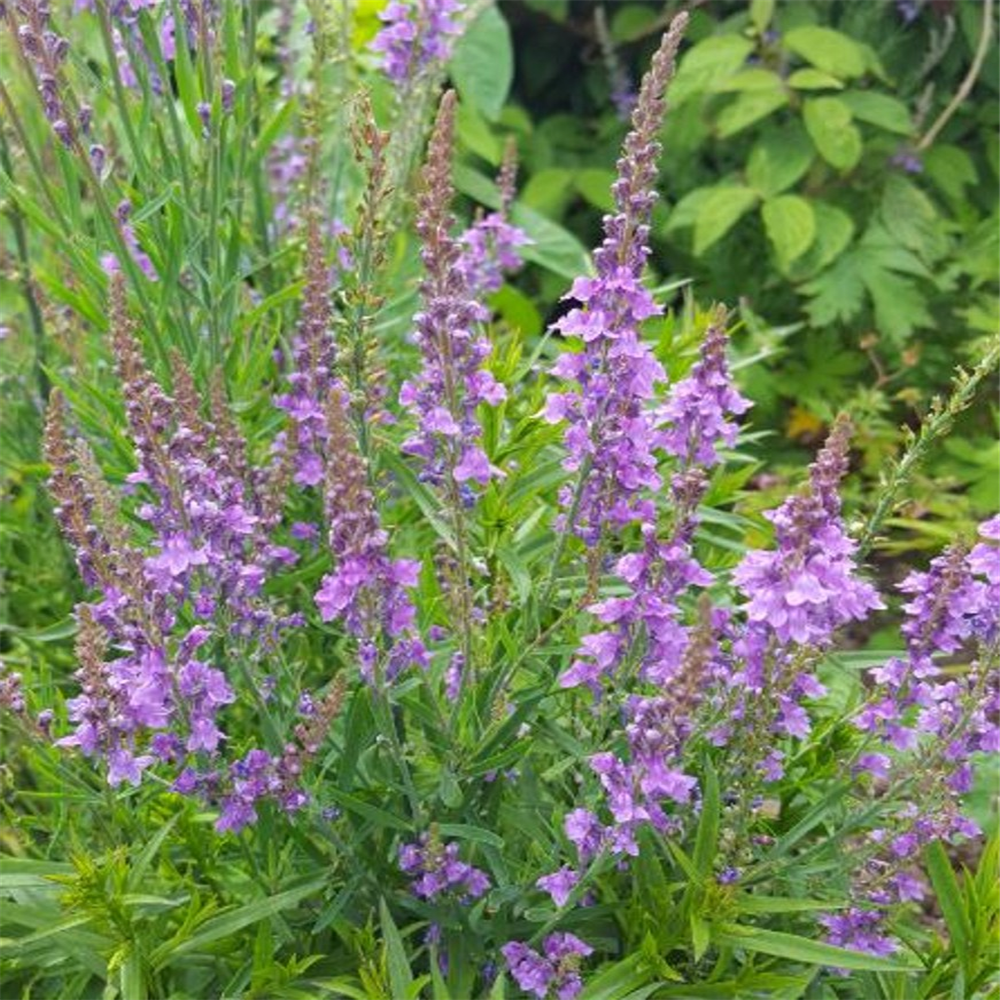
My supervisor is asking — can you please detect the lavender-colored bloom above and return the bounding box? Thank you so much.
[45,284,312,820]
[399,91,506,488]
[536,866,579,907]
[13,3,74,143]
[890,148,922,174]
[502,934,592,1000]
[819,908,897,963]
[657,322,750,467]
[314,388,426,684]
[732,417,882,649]
[103,200,158,281]
[543,15,688,544]
[371,0,461,86]
[272,215,336,488]
[398,834,491,902]
[557,326,744,700]
[455,144,529,297]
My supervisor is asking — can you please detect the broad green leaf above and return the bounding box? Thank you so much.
[762,195,816,270]
[510,204,590,279]
[880,176,948,264]
[923,145,978,203]
[664,187,713,233]
[713,68,784,93]
[803,98,862,172]
[522,167,576,217]
[716,90,789,137]
[692,186,758,255]
[788,201,855,279]
[575,168,617,213]
[671,36,755,104]
[610,4,659,43]
[787,68,844,90]
[839,91,913,135]
[456,103,501,164]
[866,265,932,343]
[449,5,513,121]
[783,26,867,79]
[713,923,920,971]
[380,899,415,1000]
[453,163,502,210]
[746,124,815,197]
[749,0,775,34]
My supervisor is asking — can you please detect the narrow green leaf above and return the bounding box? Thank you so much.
[713,923,920,971]
[380,898,415,1000]
[694,760,720,877]
[152,879,324,966]
[924,840,971,966]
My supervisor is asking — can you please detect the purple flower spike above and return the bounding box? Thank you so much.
[315,387,426,685]
[398,833,491,903]
[544,13,689,544]
[399,91,506,490]
[371,0,461,86]
[502,933,592,1000]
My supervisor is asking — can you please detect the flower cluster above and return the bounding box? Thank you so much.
[399,91,507,488]
[833,514,1000,946]
[315,387,427,684]
[75,0,210,92]
[502,933,592,1000]
[371,0,461,86]
[558,321,743,692]
[101,199,158,281]
[274,214,337,488]
[9,0,82,147]
[543,14,688,544]
[732,416,882,651]
[398,834,491,902]
[455,144,529,298]
[656,321,751,468]
[44,281,321,830]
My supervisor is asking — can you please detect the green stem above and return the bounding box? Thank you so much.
[857,337,1000,557]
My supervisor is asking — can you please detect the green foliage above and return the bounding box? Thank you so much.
[0,2,998,1000]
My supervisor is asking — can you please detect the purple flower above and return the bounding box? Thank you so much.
[399,92,506,490]
[819,908,896,959]
[371,0,461,86]
[315,388,426,684]
[536,866,579,907]
[543,15,689,544]
[732,417,882,650]
[398,834,491,902]
[502,934,592,1000]
[657,322,750,468]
